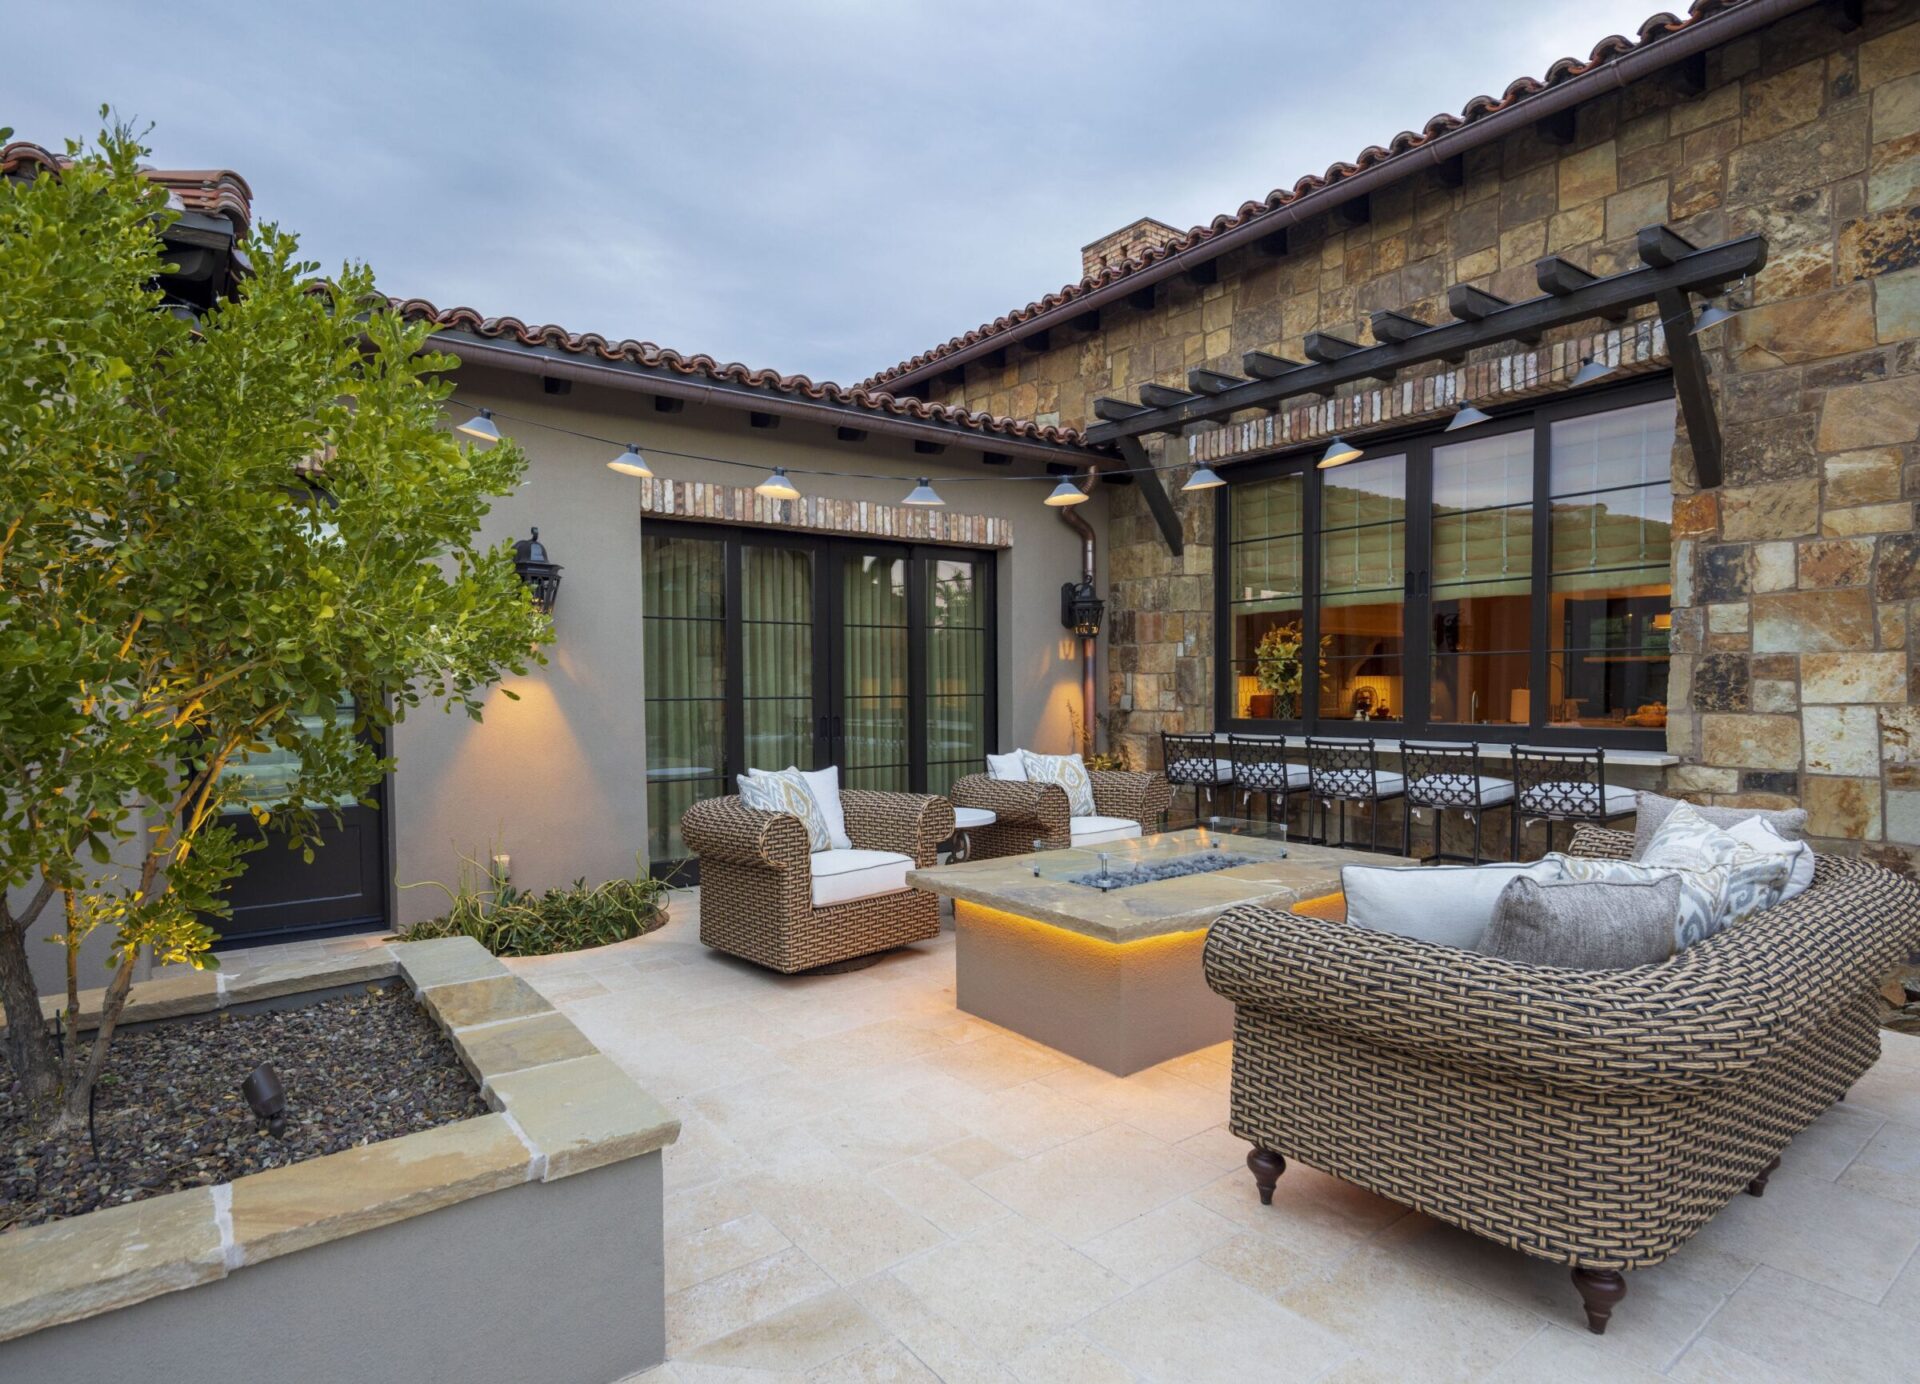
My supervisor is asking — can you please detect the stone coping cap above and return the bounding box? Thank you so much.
[911,832,1369,942]
[0,935,678,1344]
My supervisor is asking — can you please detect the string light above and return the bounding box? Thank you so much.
[448,297,1722,505]
[607,444,653,477]
[754,466,801,501]
[455,407,500,444]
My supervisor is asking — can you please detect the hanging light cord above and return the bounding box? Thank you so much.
[447,291,1733,490]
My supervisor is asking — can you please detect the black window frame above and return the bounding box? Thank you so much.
[1212,376,1676,751]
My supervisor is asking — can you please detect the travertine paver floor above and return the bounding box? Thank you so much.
[275,895,1919,1382]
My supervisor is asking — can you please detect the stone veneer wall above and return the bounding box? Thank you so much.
[935,5,1920,871]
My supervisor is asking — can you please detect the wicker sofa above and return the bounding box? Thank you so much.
[1202,825,1920,1335]
[948,769,1171,861]
[679,790,954,973]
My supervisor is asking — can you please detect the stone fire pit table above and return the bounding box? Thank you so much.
[909,825,1373,1075]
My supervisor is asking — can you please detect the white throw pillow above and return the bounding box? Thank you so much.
[1342,859,1565,950]
[793,765,852,851]
[985,750,1028,781]
[1641,801,1743,871]
[737,768,832,853]
[1021,750,1096,817]
[1726,815,1815,901]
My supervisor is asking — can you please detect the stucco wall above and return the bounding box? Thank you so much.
[934,4,1920,872]
[389,363,1105,921]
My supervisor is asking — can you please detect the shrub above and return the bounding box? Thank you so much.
[400,856,668,957]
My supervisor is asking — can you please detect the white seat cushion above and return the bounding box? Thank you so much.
[1171,757,1234,784]
[953,806,997,829]
[810,848,914,908]
[1408,774,1516,807]
[1070,815,1142,846]
[1519,781,1637,816]
[1233,761,1310,790]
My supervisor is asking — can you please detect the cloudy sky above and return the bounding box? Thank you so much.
[11,0,1667,385]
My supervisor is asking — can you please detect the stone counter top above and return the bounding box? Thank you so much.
[0,935,678,1344]
[1196,732,1678,769]
[910,831,1372,943]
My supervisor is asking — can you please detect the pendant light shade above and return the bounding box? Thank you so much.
[1570,356,1617,387]
[903,477,945,506]
[1444,403,1493,432]
[1044,479,1090,507]
[456,407,501,444]
[1182,465,1225,492]
[607,444,653,478]
[755,466,801,501]
[1691,301,1739,334]
[1317,435,1362,469]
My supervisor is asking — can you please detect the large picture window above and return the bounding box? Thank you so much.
[1215,382,1674,745]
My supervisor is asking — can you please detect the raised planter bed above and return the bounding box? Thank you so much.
[0,937,678,1384]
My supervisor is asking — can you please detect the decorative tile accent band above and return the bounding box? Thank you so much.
[638,477,1012,548]
[1185,322,1668,466]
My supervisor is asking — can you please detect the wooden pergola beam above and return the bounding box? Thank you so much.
[1116,436,1184,555]
[1082,226,1768,456]
[1638,225,1725,489]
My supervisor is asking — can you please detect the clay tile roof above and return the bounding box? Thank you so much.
[390,298,1093,449]
[2,140,254,235]
[859,0,1751,391]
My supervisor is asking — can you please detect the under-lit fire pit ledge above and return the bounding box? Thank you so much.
[0,936,678,1384]
[910,826,1369,1076]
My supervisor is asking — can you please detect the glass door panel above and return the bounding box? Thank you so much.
[1429,429,1534,726]
[741,544,816,771]
[840,551,909,790]
[643,532,727,867]
[1318,454,1407,722]
[1228,472,1307,719]
[926,557,988,796]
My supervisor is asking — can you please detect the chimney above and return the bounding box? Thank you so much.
[1080,217,1182,281]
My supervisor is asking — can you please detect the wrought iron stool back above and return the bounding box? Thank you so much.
[1228,734,1305,830]
[1401,741,1513,863]
[1509,746,1629,859]
[1305,737,1404,853]
[1161,731,1228,827]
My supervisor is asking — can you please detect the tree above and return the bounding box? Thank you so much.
[0,122,546,1136]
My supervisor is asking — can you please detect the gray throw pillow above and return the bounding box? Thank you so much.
[1630,792,1807,861]
[1478,874,1682,969]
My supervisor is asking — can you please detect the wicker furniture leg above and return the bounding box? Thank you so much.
[1571,1268,1627,1335]
[1246,1148,1286,1205]
[1747,1155,1781,1197]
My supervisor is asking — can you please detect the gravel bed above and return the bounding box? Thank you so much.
[2,985,488,1233]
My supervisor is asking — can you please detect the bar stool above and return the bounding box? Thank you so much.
[1510,746,1638,859]
[1400,741,1515,864]
[1227,734,1310,830]
[1305,737,1406,853]
[1162,731,1233,827]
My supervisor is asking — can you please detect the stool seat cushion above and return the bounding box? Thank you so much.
[1408,773,1516,807]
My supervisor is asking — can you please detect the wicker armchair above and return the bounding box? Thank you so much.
[1203,825,1920,1336]
[679,790,954,973]
[948,769,1171,860]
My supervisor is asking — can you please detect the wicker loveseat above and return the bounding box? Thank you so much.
[679,790,954,973]
[1202,825,1920,1335]
[948,769,1171,861]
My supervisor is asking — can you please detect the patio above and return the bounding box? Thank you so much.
[458,896,1920,1384]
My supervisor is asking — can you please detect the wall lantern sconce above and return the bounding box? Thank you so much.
[513,527,564,614]
[1061,579,1104,638]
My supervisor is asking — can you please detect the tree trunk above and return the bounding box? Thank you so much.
[0,918,61,1120]
[60,951,136,1127]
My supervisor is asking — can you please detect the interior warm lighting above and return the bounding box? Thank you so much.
[1044,479,1090,506]
[1445,404,1492,432]
[607,444,653,477]
[755,466,801,501]
[903,477,945,506]
[1318,436,1362,468]
[1652,612,1673,630]
[456,407,501,444]
[1183,465,1225,491]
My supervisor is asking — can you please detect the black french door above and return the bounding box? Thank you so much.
[643,524,995,879]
